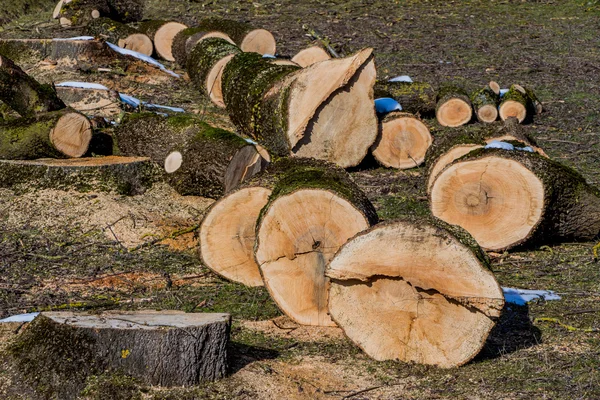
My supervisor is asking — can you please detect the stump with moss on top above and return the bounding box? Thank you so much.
[436,84,473,127]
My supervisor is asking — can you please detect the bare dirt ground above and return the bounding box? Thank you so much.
[1,0,599,399]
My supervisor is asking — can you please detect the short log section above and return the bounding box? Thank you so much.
[172,27,234,66]
[139,20,188,61]
[255,161,378,326]
[326,219,504,368]
[84,17,153,56]
[470,85,499,123]
[436,84,473,127]
[291,46,331,67]
[499,85,528,123]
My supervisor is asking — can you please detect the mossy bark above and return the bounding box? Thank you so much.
[0,156,161,195]
[0,109,87,159]
[113,112,258,198]
[222,52,300,156]
[499,85,528,120]
[137,20,168,41]
[59,0,111,26]
[0,55,65,117]
[105,0,144,23]
[436,84,471,109]
[449,148,600,246]
[191,18,255,47]
[186,37,241,95]
[173,26,235,66]
[83,17,142,44]
[470,86,499,122]
[373,81,437,117]
[523,86,543,114]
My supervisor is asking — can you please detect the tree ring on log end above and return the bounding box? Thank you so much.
[326,220,504,367]
[430,156,544,251]
[91,10,100,19]
[155,22,188,61]
[477,104,498,123]
[256,189,371,326]
[200,187,271,287]
[240,29,276,55]
[206,54,235,108]
[436,98,472,127]
[372,114,432,169]
[291,46,331,68]
[499,100,526,123]
[118,34,153,56]
[164,151,183,173]
[59,17,72,27]
[427,144,483,194]
[50,112,92,157]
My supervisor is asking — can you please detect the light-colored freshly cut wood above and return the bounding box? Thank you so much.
[470,85,499,123]
[154,22,188,61]
[171,27,234,66]
[327,219,504,367]
[206,54,236,108]
[291,46,331,67]
[372,111,432,169]
[56,85,122,118]
[240,28,276,55]
[254,162,378,326]
[50,112,93,157]
[118,33,153,55]
[427,144,482,193]
[436,84,472,127]
[499,85,527,123]
[53,0,64,19]
[269,58,299,67]
[164,151,182,173]
[489,81,500,95]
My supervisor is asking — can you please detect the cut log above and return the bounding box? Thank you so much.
[138,20,188,61]
[430,148,600,251]
[373,81,437,117]
[105,0,144,23]
[291,45,331,67]
[222,48,378,167]
[489,81,500,95]
[84,17,153,56]
[326,218,504,367]
[0,109,92,159]
[371,111,432,169]
[436,84,473,127]
[255,160,378,326]
[199,157,311,287]
[56,85,123,118]
[58,0,110,27]
[113,112,268,198]
[0,55,65,117]
[0,156,160,195]
[268,58,299,67]
[513,84,543,115]
[186,38,241,108]
[193,18,276,55]
[172,27,234,66]
[499,84,528,123]
[470,85,499,123]
[7,311,230,390]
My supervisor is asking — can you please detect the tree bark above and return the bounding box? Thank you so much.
[138,20,188,61]
[430,147,600,251]
[172,27,234,66]
[0,55,65,118]
[0,108,92,159]
[84,17,153,56]
[254,159,378,326]
[113,112,268,199]
[106,0,144,23]
[470,85,499,123]
[436,84,472,127]
[58,0,110,27]
[373,81,437,117]
[499,84,528,123]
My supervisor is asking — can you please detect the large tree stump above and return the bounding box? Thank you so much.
[222,48,378,167]
[0,55,65,117]
[0,156,160,195]
[436,84,473,127]
[138,20,188,61]
[84,17,153,56]
[326,218,504,367]
[199,158,322,287]
[113,112,268,199]
[470,84,499,123]
[254,160,378,326]
[0,109,92,159]
[430,148,600,251]
[373,81,437,117]
[291,45,331,67]
[7,311,230,393]
[371,111,432,169]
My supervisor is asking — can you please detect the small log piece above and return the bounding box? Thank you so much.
[138,20,188,61]
[0,109,92,159]
[172,26,234,66]
[7,311,230,390]
[470,85,499,123]
[498,84,528,123]
[255,160,378,326]
[58,0,110,27]
[430,148,600,251]
[113,112,268,199]
[373,81,437,117]
[327,218,504,367]
[84,17,153,56]
[371,111,432,169]
[436,84,473,127]
[0,55,65,117]
[291,45,331,67]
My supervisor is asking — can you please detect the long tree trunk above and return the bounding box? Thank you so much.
[113,112,269,199]
[138,20,188,61]
[430,147,600,251]
[326,217,504,368]
[373,81,437,117]
[470,85,499,123]
[0,109,92,159]
[84,17,153,55]
[222,47,378,167]
[0,55,65,117]
[436,84,473,127]
[254,160,378,326]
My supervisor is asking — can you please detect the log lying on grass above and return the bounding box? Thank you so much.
[8,311,230,389]
[373,81,437,117]
[255,160,378,326]
[222,46,378,167]
[200,158,322,287]
[84,17,153,56]
[498,84,528,123]
[172,26,235,66]
[113,112,268,198]
[371,111,432,169]
[0,109,92,159]
[0,55,65,117]
[326,218,504,367]
[430,148,600,251]
[291,45,331,67]
[138,20,188,61]
[436,84,473,127]
[0,156,160,195]
[471,83,499,123]
[57,0,144,26]
[517,84,543,115]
